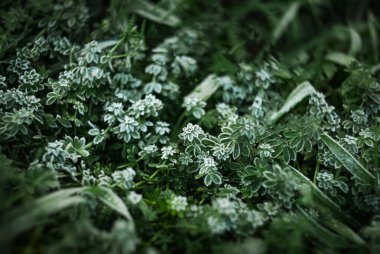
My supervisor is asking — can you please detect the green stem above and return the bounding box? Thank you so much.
[84,127,111,149]
[69,47,74,65]
[109,38,124,55]
[143,198,155,205]
[110,53,129,59]
[170,111,187,140]
[374,140,379,170]
[335,168,342,178]
[134,180,146,187]
[88,102,93,117]
[118,158,143,169]
[24,226,43,254]
[122,142,127,159]
[147,229,163,245]
[149,168,162,180]
[73,111,77,136]
[313,160,320,184]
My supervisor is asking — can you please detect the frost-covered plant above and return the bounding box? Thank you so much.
[1,1,380,254]
[316,171,348,197]
[183,95,206,119]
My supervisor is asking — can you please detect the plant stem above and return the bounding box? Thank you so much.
[110,53,129,59]
[374,140,379,170]
[171,111,187,140]
[313,160,320,184]
[150,168,162,180]
[109,38,124,55]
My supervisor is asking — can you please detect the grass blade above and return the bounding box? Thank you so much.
[321,132,375,185]
[322,215,366,245]
[131,0,180,27]
[284,164,359,228]
[296,206,346,246]
[297,206,365,246]
[187,74,220,101]
[1,186,134,244]
[269,81,315,124]
[273,2,301,42]
[2,188,86,241]
[85,187,134,224]
[325,52,357,67]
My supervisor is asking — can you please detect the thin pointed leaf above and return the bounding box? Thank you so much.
[3,188,86,241]
[284,163,359,228]
[348,28,362,55]
[131,0,180,27]
[187,75,220,101]
[85,187,133,223]
[321,132,375,185]
[296,206,347,246]
[321,214,366,245]
[325,52,357,67]
[273,2,301,42]
[269,81,315,124]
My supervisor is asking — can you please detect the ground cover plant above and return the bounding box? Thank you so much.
[1,0,380,253]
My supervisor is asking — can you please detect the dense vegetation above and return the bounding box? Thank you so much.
[1,0,380,253]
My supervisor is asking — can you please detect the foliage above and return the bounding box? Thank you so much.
[1,0,380,253]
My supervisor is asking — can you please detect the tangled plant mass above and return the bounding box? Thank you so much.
[1,0,380,253]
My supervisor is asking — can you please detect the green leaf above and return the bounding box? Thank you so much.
[56,115,72,128]
[348,27,362,56]
[283,147,291,163]
[3,188,86,241]
[97,39,118,50]
[46,92,59,105]
[321,214,366,245]
[269,81,315,124]
[321,132,375,185]
[232,143,240,160]
[93,135,104,145]
[296,206,347,246]
[187,75,220,101]
[298,206,365,245]
[130,0,180,27]
[204,171,222,186]
[296,206,355,247]
[272,2,301,42]
[325,52,357,67]
[85,187,133,223]
[284,163,359,228]
[88,128,100,136]
[1,186,134,243]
